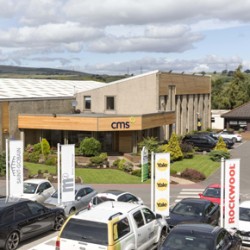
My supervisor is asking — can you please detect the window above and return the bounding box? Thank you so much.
[15,203,30,220]
[133,210,144,228]
[84,96,91,110]
[113,217,130,240]
[27,201,45,216]
[106,96,115,110]
[142,208,156,223]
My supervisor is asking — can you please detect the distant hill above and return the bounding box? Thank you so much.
[0,65,127,83]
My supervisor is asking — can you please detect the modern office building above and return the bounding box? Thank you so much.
[1,70,211,153]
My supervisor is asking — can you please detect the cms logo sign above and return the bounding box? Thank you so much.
[111,121,130,129]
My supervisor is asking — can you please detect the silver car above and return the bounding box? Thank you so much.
[44,184,97,216]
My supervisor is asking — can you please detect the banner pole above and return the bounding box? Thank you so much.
[151,152,154,211]
[220,157,225,228]
[57,143,61,205]
[6,139,9,197]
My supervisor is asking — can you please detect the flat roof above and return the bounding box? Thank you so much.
[0,78,106,100]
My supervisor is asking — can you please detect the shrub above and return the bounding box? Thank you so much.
[90,155,104,165]
[138,137,160,153]
[214,136,228,152]
[0,151,6,175]
[118,159,127,171]
[181,168,206,181]
[170,168,177,175]
[131,169,141,177]
[180,143,194,159]
[41,138,50,156]
[79,137,101,156]
[209,150,230,162]
[161,133,183,161]
[112,159,120,167]
[28,151,40,163]
[45,155,57,166]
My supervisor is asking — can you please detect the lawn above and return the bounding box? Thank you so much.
[24,154,220,184]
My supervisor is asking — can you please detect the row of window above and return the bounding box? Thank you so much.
[84,96,115,110]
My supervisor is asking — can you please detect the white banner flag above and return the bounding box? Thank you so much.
[224,159,240,230]
[61,145,75,202]
[154,153,170,216]
[9,140,23,197]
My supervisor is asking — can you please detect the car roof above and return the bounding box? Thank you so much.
[179,198,212,205]
[24,178,51,184]
[0,197,29,209]
[172,223,220,235]
[206,183,221,188]
[103,190,126,196]
[73,201,141,223]
[240,200,250,208]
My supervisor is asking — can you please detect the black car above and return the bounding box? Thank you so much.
[182,134,217,151]
[197,132,234,149]
[160,223,242,250]
[166,198,220,229]
[0,197,65,250]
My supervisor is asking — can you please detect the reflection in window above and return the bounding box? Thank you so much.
[106,96,115,110]
[84,96,91,110]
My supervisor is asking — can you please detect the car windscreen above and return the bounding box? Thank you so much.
[239,207,250,221]
[162,232,213,250]
[61,218,108,245]
[203,188,220,198]
[23,183,38,194]
[172,202,204,216]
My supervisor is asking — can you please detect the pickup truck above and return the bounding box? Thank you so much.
[56,201,168,250]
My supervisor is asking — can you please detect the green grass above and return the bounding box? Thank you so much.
[171,154,220,177]
[24,154,220,183]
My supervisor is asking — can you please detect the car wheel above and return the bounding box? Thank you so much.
[232,138,237,143]
[69,207,76,215]
[54,214,65,231]
[5,231,20,250]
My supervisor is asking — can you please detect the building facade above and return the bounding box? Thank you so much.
[1,71,211,153]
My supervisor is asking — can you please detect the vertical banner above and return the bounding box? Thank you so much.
[61,145,75,202]
[224,158,240,230]
[154,153,170,216]
[141,146,149,182]
[9,140,23,197]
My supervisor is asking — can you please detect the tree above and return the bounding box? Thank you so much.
[138,137,160,153]
[0,151,6,175]
[161,133,183,161]
[214,137,228,152]
[79,137,101,156]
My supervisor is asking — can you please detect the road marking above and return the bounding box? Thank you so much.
[175,188,204,203]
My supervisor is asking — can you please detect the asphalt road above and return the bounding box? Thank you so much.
[1,140,250,249]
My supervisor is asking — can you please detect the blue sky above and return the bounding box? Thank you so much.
[0,0,250,75]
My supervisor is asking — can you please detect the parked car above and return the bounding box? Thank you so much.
[88,190,144,209]
[160,223,242,250]
[166,198,220,229]
[197,132,234,149]
[44,184,97,216]
[215,130,242,143]
[199,183,222,205]
[21,178,55,203]
[56,201,168,250]
[237,200,250,246]
[0,197,65,250]
[182,134,217,151]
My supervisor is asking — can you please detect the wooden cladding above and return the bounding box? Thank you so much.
[18,112,175,132]
[158,72,211,96]
[1,102,9,133]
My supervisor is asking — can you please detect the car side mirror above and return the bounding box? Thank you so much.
[76,196,81,201]
[198,193,202,197]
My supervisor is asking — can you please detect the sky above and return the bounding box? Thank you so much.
[0,0,250,75]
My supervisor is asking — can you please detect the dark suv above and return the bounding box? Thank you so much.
[182,134,217,151]
[0,197,65,250]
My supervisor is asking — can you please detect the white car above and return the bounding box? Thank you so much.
[56,201,168,250]
[21,178,55,203]
[88,189,144,208]
[216,130,242,143]
[237,200,250,246]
